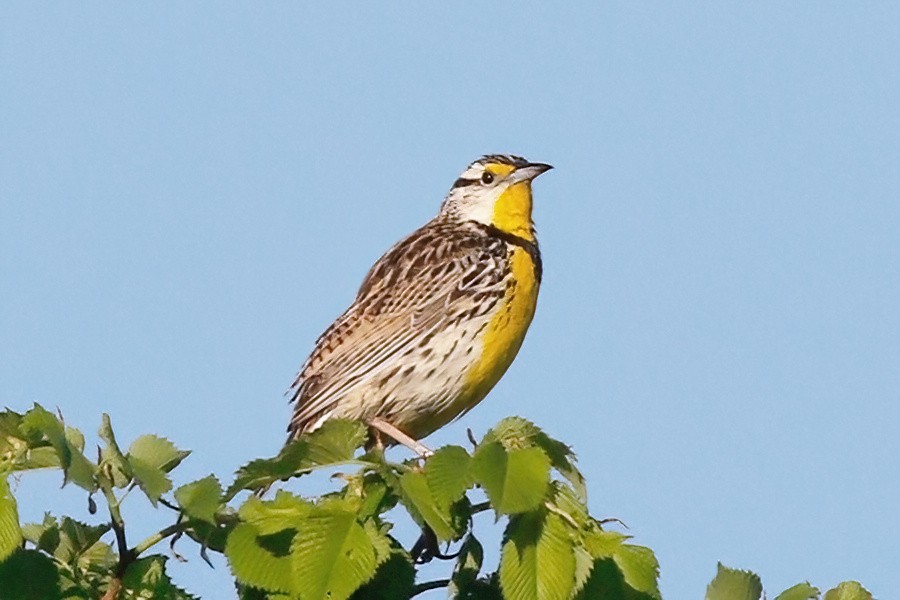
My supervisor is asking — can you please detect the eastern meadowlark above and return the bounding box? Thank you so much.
[287,155,552,454]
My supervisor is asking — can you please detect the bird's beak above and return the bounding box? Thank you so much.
[511,162,553,183]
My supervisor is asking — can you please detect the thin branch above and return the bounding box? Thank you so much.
[470,501,491,514]
[411,579,450,597]
[100,485,131,572]
[99,482,132,600]
[131,523,183,556]
[157,496,181,512]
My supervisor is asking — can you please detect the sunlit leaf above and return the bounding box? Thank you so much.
[472,441,550,514]
[425,445,473,511]
[175,475,222,524]
[614,545,661,599]
[227,419,367,497]
[398,470,461,542]
[121,555,199,599]
[127,435,190,505]
[20,404,96,491]
[0,476,23,562]
[99,413,132,488]
[53,517,110,566]
[481,417,587,502]
[583,528,628,559]
[775,582,820,600]
[705,563,763,600]
[499,510,577,600]
[823,581,873,600]
[226,522,295,594]
[291,499,378,600]
[238,492,312,535]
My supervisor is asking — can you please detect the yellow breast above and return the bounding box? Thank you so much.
[463,246,540,402]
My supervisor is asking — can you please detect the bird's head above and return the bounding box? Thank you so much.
[439,155,552,241]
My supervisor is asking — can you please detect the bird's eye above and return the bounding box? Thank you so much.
[481,172,494,184]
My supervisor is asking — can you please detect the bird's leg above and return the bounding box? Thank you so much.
[366,417,434,458]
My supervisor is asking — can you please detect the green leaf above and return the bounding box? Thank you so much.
[0,476,23,562]
[291,500,378,600]
[472,441,550,514]
[99,413,132,488]
[227,419,367,497]
[239,491,313,534]
[448,535,484,598]
[18,447,61,471]
[575,558,645,600]
[481,416,543,449]
[398,470,460,542]
[481,418,587,501]
[0,549,62,600]
[499,509,577,600]
[174,475,222,523]
[775,582,820,600]
[705,563,763,600]
[53,517,111,566]
[226,522,295,594]
[20,404,96,491]
[121,555,199,599]
[583,528,628,559]
[353,473,397,519]
[126,435,190,505]
[349,545,415,600]
[613,545,660,599]
[425,445,473,511]
[823,582,873,600]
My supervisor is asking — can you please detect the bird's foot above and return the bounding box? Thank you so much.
[366,417,434,458]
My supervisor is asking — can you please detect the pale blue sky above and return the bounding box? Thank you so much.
[2,3,899,598]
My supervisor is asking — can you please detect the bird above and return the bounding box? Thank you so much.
[287,154,552,455]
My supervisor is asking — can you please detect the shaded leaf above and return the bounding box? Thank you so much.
[354,473,397,519]
[499,510,577,600]
[705,563,763,600]
[349,546,415,600]
[227,419,367,497]
[775,582,820,600]
[575,557,657,600]
[0,549,62,600]
[472,442,550,514]
[127,435,190,506]
[175,475,222,523]
[823,582,873,600]
[448,535,484,598]
[0,476,22,562]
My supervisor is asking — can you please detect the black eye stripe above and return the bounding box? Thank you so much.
[453,177,480,188]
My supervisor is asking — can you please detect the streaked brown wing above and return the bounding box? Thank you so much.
[288,221,506,435]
